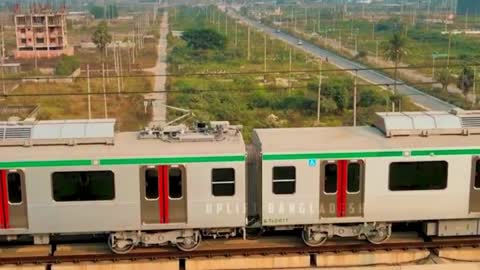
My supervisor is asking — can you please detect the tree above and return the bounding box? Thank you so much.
[182,29,226,50]
[436,69,452,93]
[383,33,408,94]
[92,21,112,55]
[88,5,104,19]
[457,66,475,103]
[55,55,80,76]
[359,88,385,107]
[322,78,351,112]
[354,50,368,60]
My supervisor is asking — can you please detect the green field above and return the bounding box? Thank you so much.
[167,6,417,142]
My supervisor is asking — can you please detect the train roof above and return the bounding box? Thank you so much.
[0,122,245,162]
[254,110,480,155]
[253,125,480,154]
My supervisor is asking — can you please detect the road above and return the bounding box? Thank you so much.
[230,12,457,111]
[144,11,168,128]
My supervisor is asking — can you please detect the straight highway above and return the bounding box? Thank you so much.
[229,11,457,111]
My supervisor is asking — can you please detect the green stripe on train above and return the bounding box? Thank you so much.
[263,151,404,160]
[99,155,245,165]
[411,149,480,156]
[263,148,480,161]
[0,155,245,168]
[0,159,93,168]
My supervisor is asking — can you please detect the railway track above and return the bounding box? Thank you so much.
[4,238,480,265]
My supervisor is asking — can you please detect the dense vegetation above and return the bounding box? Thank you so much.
[182,29,227,50]
[167,7,415,141]
[55,55,80,76]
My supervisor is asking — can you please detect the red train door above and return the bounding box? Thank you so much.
[0,170,28,229]
[140,165,187,224]
[320,160,364,218]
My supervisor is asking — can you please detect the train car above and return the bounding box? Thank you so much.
[0,119,246,253]
[251,110,480,246]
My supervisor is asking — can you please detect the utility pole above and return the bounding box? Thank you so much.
[116,43,121,94]
[339,29,342,49]
[372,20,375,40]
[317,8,321,34]
[353,70,357,127]
[264,34,267,73]
[87,65,92,120]
[447,32,452,69]
[225,11,228,35]
[350,18,353,39]
[247,26,251,61]
[1,26,5,96]
[119,47,124,92]
[304,7,307,31]
[474,67,477,105]
[235,21,238,47]
[290,7,293,30]
[354,33,358,53]
[288,48,292,93]
[317,59,322,124]
[432,54,436,79]
[294,10,297,32]
[102,63,108,119]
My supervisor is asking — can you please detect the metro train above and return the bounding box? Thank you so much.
[2,109,480,254]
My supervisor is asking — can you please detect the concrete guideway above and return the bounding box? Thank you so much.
[229,12,457,112]
[144,11,169,128]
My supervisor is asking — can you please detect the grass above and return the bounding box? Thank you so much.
[2,73,152,130]
[167,7,418,142]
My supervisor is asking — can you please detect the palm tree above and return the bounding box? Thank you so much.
[383,33,408,94]
[457,65,475,104]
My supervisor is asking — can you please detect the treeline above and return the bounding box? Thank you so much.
[88,4,119,19]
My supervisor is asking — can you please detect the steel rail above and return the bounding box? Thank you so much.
[2,238,480,265]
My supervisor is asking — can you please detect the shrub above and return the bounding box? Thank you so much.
[55,55,80,76]
[182,29,226,50]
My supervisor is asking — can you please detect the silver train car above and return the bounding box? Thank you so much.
[0,120,246,253]
[1,110,480,252]
[250,110,480,246]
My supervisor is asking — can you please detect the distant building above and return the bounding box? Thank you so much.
[13,6,74,59]
[66,11,93,22]
[457,0,478,15]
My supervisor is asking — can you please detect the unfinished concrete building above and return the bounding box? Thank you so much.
[14,6,74,59]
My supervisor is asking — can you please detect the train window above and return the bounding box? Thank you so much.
[169,168,183,199]
[212,168,235,196]
[145,169,159,200]
[7,173,22,204]
[389,161,448,191]
[324,163,337,194]
[273,166,296,194]
[474,160,480,189]
[347,163,361,193]
[52,171,115,201]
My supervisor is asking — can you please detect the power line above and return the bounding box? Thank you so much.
[2,79,476,98]
[1,62,480,81]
